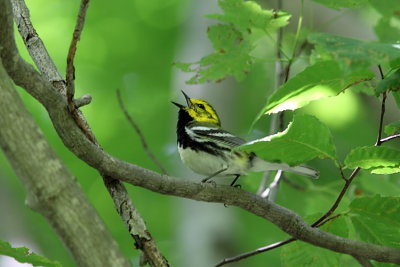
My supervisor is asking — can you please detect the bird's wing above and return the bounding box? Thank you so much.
[187,123,246,148]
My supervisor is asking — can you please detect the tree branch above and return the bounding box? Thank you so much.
[66,0,89,111]
[2,0,168,266]
[3,54,399,263]
[2,0,400,265]
[0,48,129,267]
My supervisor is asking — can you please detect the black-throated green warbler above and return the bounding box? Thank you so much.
[172,91,319,186]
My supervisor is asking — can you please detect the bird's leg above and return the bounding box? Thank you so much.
[201,167,228,183]
[230,174,241,187]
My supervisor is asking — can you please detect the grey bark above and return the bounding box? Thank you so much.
[2,0,169,266]
[0,59,130,266]
[1,0,399,265]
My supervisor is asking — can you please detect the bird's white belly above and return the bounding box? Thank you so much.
[178,146,247,176]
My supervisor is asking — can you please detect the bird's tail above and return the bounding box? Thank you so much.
[251,158,319,179]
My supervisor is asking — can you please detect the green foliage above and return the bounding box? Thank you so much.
[384,121,400,135]
[256,60,373,115]
[392,91,400,109]
[374,18,400,43]
[206,0,290,31]
[376,69,400,94]
[238,114,336,165]
[0,240,61,267]
[308,0,368,9]
[349,195,400,248]
[281,196,400,264]
[281,215,351,266]
[4,0,400,266]
[309,33,400,69]
[369,0,400,17]
[175,0,290,84]
[345,146,400,174]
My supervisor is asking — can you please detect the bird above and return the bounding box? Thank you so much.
[172,91,319,186]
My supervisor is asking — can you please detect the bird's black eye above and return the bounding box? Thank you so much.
[197,104,205,109]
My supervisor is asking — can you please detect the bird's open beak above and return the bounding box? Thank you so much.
[171,101,184,108]
[181,91,193,108]
[171,91,193,109]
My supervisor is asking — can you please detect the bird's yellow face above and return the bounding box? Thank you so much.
[184,99,221,126]
[172,91,221,126]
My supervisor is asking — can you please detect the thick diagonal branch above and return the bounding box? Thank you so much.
[0,58,130,267]
[2,0,400,265]
[2,0,168,266]
[2,52,399,263]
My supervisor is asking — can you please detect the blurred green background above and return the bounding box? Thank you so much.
[1,0,400,266]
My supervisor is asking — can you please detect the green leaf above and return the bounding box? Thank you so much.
[308,0,368,9]
[358,173,400,196]
[281,214,351,266]
[257,60,373,115]
[384,121,400,135]
[176,0,290,84]
[376,69,400,94]
[0,240,61,267]
[374,17,400,43]
[349,195,400,248]
[309,33,400,69]
[177,24,253,84]
[344,146,400,174]
[350,81,375,96]
[369,0,400,17]
[238,114,336,165]
[206,0,290,31]
[392,91,400,109]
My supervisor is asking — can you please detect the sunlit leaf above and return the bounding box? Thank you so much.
[345,146,400,174]
[0,240,61,267]
[376,69,400,94]
[257,60,372,115]
[309,33,400,69]
[349,195,400,248]
[238,114,336,165]
[309,0,368,9]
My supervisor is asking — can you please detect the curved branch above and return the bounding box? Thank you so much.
[0,59,130,267]
[1,0,168,265]
[2,0,400,264]
[3,56,399,264]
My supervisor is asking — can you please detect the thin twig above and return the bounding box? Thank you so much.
[116,89,168,175]
[338,164,348,181]
[375,92,387,146]
[215,238,295,267]
[380,133,400,143]
[257,0,285,195]
[258,1,309,195]
[66,0,89,112]
[215,214,343,266]
[260,170,283,200]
